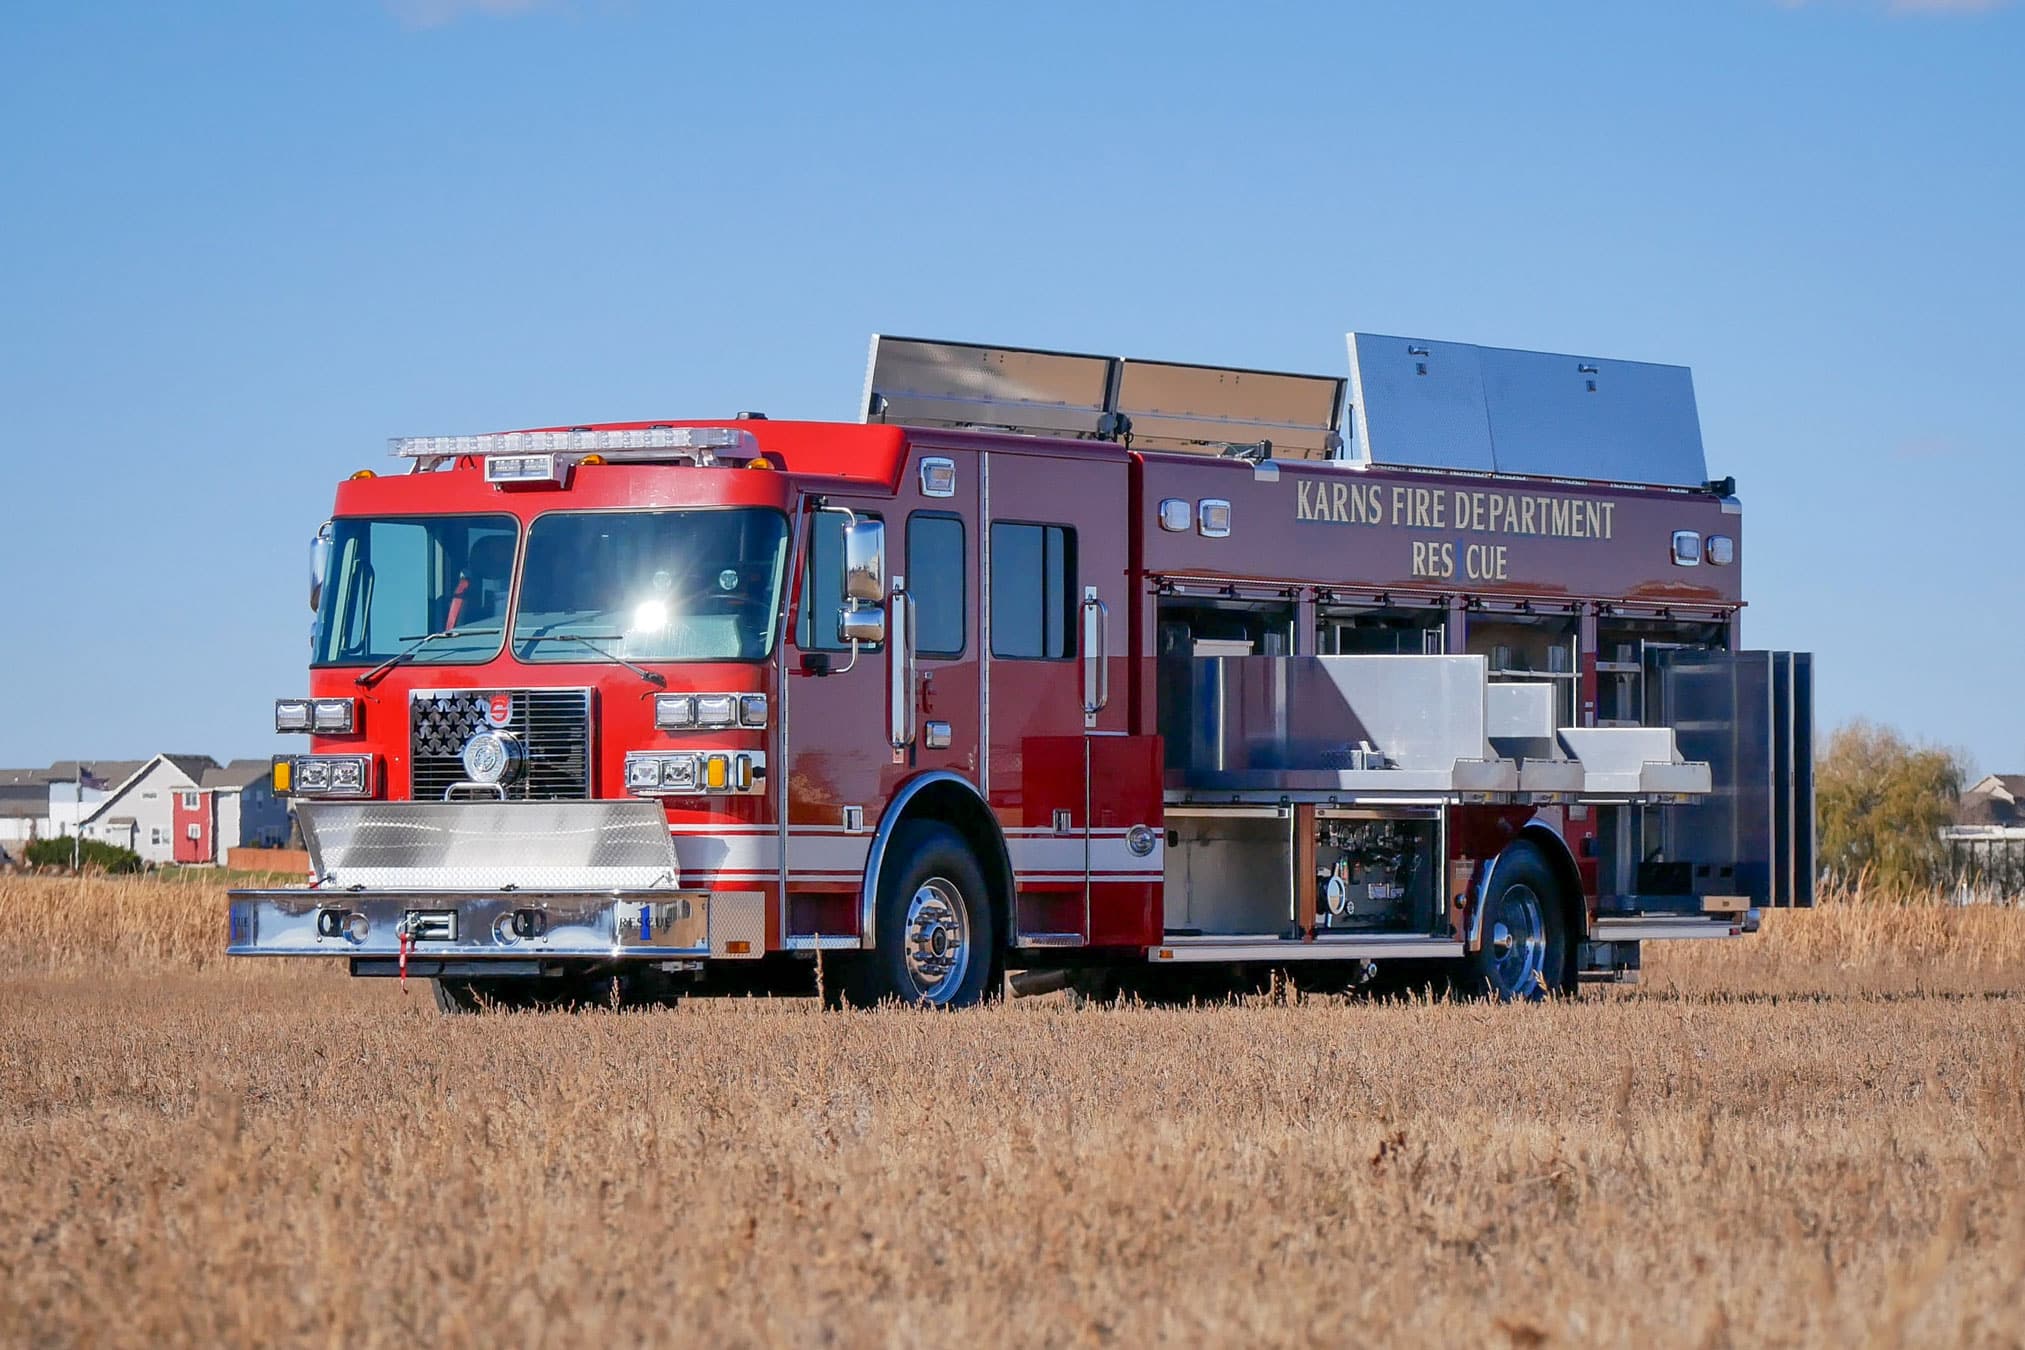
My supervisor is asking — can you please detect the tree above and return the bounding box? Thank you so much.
[1814,720,1966,893]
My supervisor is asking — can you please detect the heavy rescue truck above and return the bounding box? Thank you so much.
[228,334,1816,1010]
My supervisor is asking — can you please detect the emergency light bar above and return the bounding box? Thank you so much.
[389,426,761,461]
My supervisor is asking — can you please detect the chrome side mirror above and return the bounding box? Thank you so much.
[838,606,886,645]
[309,520,334,612]
[843,520,886,604]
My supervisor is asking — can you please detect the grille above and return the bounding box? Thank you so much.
[409,689,594,802]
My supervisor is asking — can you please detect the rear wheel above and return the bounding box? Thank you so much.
[844,822,996,1008]
[1463,843,1569,1002]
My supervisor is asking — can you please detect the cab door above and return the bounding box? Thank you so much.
[984,448,1161,950]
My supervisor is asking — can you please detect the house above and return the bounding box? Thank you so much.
[1945,774,2025,902]
[76,755,221,864]
[73,755,292,865]
[0,760,148,846]
[201,759,292,853]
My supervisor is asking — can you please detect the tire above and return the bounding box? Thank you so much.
[1462,842,1570,1002]
[844,822,996,1009]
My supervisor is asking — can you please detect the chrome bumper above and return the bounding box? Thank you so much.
[226,887,724,961]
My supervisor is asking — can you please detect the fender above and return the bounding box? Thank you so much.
[858,770,1012,951]
[1465,815,1587,951]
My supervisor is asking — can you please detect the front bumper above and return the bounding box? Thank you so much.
[226,886,745,961]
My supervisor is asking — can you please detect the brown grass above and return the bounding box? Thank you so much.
[2,876,2022,1346]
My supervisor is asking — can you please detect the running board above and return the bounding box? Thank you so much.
[1151,934,1463,963]
[1589,917,1749,942]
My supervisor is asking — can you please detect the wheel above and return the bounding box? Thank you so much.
[844,822,996,1008]
[1463,842,1569,1002]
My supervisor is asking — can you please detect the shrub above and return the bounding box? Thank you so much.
[23,837,143,874]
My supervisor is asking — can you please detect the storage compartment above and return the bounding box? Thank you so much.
[1312,811,1440,933]
[1163,808,1293,936]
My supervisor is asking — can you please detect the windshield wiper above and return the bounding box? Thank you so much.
[518,632,667,687]
[355,629,499,688]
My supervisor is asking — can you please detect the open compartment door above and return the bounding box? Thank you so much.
[1658,651,1816,907]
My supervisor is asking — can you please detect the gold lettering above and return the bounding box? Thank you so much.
[1328,482,1347,523]
[1297,481,1313,520]
[1599,501,1615,540]
[1520,497,1537,535]
[1391,485,1408,526]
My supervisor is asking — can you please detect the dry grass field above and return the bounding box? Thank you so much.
[3,875,2023,1346]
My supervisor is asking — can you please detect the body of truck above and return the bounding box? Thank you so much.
[228,334,1814,1007]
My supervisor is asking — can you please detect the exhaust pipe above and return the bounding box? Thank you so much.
[1008,969,1074,998]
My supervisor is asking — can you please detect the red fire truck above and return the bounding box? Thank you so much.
[227,334,1815,1010]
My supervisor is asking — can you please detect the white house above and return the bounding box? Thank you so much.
[76,755,221,864]
[75,755,291,866]
[0,761,147,849]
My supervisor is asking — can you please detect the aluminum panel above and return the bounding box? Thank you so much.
[1170,655,1495,796]
[1114,359,1345,460]
[1347,334,1496,472]
[297,799,681,890]
[1348,332,1710,487]
[863,336,1115,437]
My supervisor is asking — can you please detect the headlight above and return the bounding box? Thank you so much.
[624,751,755,796]
[693,694,737,728]
[290,755,374,797]
[311,697,358,734]
[654,695,696,730]
[274,699,313,733]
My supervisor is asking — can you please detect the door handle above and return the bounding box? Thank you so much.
[1081,588,1109,726]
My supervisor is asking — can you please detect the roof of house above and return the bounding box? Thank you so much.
[199,759,274,791]
[160,755,221,785]
[0,759,149,789]
[1957,774,2025,828]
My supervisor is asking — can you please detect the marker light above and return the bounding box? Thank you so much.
[1671,531,1703,567]
[738,694,768,728]
[484,453,569,487]
[703,754,730,791]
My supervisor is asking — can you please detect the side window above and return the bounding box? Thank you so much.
[797,510,882,652]
[907,513,965,657]
[989,523,1076,660]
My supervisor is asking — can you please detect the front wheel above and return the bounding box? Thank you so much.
[1463,843,1570,1002]
[844,822,996,1008]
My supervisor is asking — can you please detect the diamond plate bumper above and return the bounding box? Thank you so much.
[224,887,773,960]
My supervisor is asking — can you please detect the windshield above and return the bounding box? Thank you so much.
[313,514,517,666]
[512,508,790,663]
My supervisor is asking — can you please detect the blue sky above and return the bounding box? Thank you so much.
[1,0,2019,771]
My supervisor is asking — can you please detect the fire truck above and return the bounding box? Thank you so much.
[227,333,1815,1010]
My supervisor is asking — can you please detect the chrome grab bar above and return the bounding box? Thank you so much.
[1082,588,1109,724]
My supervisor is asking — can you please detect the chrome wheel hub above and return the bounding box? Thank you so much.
[1489,883,1548,999]
[903,878,971,1003]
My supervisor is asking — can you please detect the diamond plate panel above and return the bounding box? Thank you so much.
[298,800,679,890]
